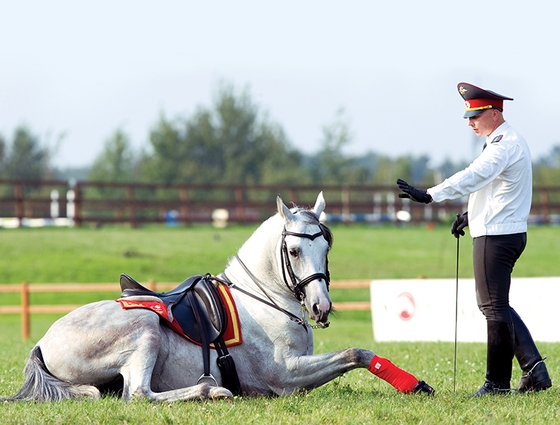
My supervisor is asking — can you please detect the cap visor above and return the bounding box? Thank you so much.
[463,110,485,118]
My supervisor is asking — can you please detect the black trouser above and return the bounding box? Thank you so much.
[473,233,527,384]
[473,233,526,322]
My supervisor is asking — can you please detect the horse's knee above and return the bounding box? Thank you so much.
[128,387,151,402]
[129,387,166,403]
[119,378,154,402]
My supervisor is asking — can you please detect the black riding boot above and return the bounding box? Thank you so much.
[511,308,552,392]
[473,321,514,397]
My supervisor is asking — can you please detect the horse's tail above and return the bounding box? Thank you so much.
[2,345,100,402]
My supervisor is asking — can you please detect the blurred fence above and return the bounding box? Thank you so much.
[1,179,560,227]
[0,280,371,339]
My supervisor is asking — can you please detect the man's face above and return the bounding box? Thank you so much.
[467,109,500,137]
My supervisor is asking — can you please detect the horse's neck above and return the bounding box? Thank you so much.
[224,216,285,297]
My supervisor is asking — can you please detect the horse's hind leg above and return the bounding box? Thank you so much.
[4,346,101,402]
[119,333,232,402]
[128,380,233,402]
[123,359,233,402]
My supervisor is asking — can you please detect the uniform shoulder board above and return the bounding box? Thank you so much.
[491,135,503,144]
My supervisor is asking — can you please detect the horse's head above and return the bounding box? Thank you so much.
[277,192,333,328]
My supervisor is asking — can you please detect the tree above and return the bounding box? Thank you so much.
[533,144,560,186]
[141,115,190,184]
[145,83,308,186]
[88,129,136,182]
[1,126,51,180]
[257,124,310,185]
[310,108,371,185]
[0,134,6,177]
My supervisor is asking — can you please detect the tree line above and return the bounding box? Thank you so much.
[1,83,559,187]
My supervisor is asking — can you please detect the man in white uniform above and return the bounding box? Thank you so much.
[396,82,551,396]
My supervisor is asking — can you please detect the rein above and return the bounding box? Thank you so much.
[220,257,308,330]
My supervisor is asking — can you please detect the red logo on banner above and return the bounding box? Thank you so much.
[396,292,415,321]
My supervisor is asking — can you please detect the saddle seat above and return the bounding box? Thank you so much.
[119,273,226,346]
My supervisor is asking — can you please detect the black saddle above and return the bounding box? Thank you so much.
[120,273,225,344]
[119,273,242,395]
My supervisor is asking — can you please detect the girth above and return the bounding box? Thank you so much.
[118,273,242,395]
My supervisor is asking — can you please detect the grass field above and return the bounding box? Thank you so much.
[2,223,560,284]
[1,223,560,424]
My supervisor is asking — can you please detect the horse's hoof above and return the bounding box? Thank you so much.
[209,386,233,400]
[412,380,435,395]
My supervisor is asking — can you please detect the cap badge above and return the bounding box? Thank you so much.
[465,101,471,108]
[459,86,467,95]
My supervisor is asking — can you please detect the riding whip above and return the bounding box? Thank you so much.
[453,219,460,393]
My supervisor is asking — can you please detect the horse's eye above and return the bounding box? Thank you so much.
[289,248,299,258]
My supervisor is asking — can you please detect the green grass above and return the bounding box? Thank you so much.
[1,223,560,424]
[2,223,560,285]
[2,316,560,424]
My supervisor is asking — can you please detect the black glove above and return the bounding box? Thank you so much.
[451,212,468,238]
[396,179,432,204]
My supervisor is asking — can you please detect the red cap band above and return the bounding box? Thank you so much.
[465,98,504,111]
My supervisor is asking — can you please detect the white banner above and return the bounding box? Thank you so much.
[370,277,560,342]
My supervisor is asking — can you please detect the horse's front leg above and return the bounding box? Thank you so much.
[280,348,434,395]
[286,348,371,389]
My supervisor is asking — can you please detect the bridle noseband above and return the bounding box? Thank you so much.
[281,226,330,302]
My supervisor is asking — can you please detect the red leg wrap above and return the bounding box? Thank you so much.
[368,355,419,393]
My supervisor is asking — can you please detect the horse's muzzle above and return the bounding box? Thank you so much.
[311,300,332,328]
[315,320,330,329]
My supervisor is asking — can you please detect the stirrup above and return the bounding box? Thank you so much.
[197,373,218,386]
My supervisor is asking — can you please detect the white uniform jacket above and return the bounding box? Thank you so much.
[427,122,532,238]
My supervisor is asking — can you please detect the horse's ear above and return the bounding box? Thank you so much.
[312,192,326,217]
[277,194,295,222]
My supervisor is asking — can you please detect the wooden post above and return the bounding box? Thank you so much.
[72,183,81,227]
[540,189,549,224]
[21,281,30,340]
[127,185,136,228]
[180,187,189,224]
[15,183,23,226]
[235,187,244,222]
[342,186,350,220]
[289,188,298,204]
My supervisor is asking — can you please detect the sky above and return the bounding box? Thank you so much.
[1,0,559,169]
